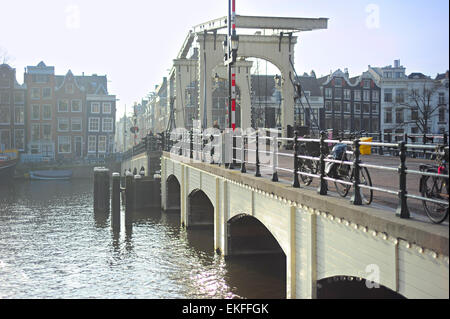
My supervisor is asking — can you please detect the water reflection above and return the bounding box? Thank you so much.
[0,180,286,299]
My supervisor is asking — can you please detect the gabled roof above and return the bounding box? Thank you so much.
[55,70,84,92]
[408,72,429,79]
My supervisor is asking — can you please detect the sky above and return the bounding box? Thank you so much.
[1,0,448,116]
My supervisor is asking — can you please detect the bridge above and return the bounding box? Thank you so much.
[118,12,448,299]
[118,129,449,299]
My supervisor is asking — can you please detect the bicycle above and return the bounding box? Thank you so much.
[329,142,374,205]
[419,145,449,224]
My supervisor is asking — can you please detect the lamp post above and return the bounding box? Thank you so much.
[224,0,239,168]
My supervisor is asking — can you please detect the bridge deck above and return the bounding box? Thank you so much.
[163,151,449,256]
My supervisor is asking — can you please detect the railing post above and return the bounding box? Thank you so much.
[318,131,328,195]
[255,129,261,177]
[272,134,278,182]
[189,129,193,159]
[350,139,362,205]
[241,134,246,173]
[293,131,300,188]
[379,131,384,155]
[423,133,427,159]
[396,141,410,219]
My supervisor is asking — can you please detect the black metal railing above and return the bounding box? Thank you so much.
[165,128,449,222]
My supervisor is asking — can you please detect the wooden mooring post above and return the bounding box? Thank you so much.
[93,167,110,212]
[111,172,121,231]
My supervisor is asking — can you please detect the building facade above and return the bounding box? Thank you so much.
[319,69,381,134]
[369,60,449,137]
[0,64,26,152]
[24,61,56,157]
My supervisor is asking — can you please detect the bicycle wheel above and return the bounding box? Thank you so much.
[422,175,449,224]
[299,159,317,186]
[359,167,373,205]
[334,164,352,197]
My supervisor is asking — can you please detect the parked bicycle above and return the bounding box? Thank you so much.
[296,132,373,204]
[419,145,449,224]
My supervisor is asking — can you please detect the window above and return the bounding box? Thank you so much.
[384,89,393,102]
[411,108,418,121]
[395,89,405,103]
[32,74,49,83]
[42,88,52,99]
[0,130,10,149]
[58,99,69,112]
[343,102,350,113]
[14,91,24,104]
[395,72,403,79]
[91,102,100,113]
[31,88,40,100]
[71,100,82,112]
[88,135,96,153]
[71,118,82,131]
[42,124,52,141]
[439,107,446,122]
[31,124,40,141]
[0,76,10,88]
[363,80,371,88]
[65,84,74,94]
[371,103,378,113]
[354,103,361,113]
[102,118,113,132]
[439,93,445,105]
[58,118,69,132]
[42,104,52,120]
[334,78,342,87]
[0,106,10,124]
[98,136,107,153]
[31,104,40,120]
[333,101,341,112]
[383,72,392,78]
[344,89,351,100]
[14,129,25,150]
[58,136,71,153]
[363,103,370,113]
[102,102,112,114]
[325,101,332,112]
[14,106,24,124]
[89,118,100,132]
[354,90,361,101]
[372,91,379,101]
[363,90,370,101]
[0,92,10,104]
[334,88,342,99]
[395,109,404,124]
[384,108,392,123]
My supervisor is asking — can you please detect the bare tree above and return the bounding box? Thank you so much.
[0,47,11,64]
[397,79,440,134]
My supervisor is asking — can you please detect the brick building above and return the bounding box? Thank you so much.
[0,64,26,152]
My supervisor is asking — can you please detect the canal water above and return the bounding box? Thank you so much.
[0,179,285,299]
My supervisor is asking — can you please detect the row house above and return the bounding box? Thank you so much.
[0,64,26,152]
[24,61,55,157]
[23,61,116,160]
[83,77,116,158]
[319,69,381,134]
[369,60,449,138]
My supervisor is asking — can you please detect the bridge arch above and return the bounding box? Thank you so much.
[187,189,214,228]
[227,213,285,257]
[166,174,181,213]
[317,275,406,299]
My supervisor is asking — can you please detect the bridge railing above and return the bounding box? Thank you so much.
[167,128,449,222]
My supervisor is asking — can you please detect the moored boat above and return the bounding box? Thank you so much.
[29,170,73,180]
[0,150,19,182]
